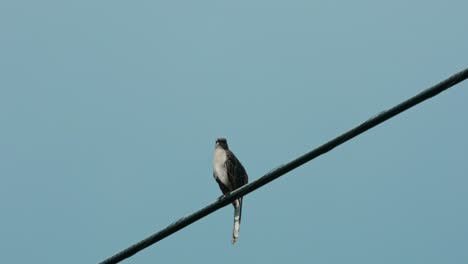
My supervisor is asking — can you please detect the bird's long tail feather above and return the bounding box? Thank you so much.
[232,198,243,244]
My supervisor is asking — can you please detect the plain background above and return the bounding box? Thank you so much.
[1,1,467,263]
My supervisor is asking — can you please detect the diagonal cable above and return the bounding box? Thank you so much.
[99,67,468,264]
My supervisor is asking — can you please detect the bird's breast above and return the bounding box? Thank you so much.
[213,148,231,189]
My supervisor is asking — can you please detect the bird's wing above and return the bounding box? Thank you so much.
[225,150,249,189]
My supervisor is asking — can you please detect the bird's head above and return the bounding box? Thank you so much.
[215,138,229,150]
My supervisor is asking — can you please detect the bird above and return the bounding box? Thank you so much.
[213,138,249,244]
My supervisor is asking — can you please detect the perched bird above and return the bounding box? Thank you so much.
[213,138,249,244]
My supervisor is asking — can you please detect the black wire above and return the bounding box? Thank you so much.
[99,67,468,264]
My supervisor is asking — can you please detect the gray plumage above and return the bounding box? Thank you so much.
[213,138,248,244]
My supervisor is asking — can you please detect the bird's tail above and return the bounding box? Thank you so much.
[232,197,243,244]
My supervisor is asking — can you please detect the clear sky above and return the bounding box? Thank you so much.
[1,1,467,263]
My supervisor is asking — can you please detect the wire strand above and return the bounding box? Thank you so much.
[99,67,468,264]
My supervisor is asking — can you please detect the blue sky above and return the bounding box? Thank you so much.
[1,1,467,263]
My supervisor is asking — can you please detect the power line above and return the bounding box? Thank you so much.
[99,68,468,264]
